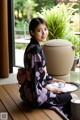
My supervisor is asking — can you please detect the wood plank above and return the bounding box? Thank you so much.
[0,100,7,112]
[0,84,69,120]
[3,84,51,120]
[0,100,12,120]
[43,109,63,120]
[0,85,28,120]
[43,109,69,120]
[3,84,67,120]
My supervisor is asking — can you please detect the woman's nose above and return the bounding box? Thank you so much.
[42,30,45,34]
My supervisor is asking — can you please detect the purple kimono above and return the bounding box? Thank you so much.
[19,38,72,118]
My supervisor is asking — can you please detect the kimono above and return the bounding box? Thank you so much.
[19,38,72,118]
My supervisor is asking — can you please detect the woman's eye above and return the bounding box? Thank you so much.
[37,29,41,32]
[36,27,48,32]
[45,27,47,31]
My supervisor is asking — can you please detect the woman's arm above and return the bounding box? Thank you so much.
[45,84,64,94]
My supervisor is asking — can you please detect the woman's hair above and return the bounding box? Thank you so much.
[29,17,48,37]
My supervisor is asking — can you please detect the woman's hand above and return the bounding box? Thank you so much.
[45,78,66,93]
[51,87,64,94]
[45,84,64,94]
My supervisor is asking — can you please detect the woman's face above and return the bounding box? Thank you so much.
[31,24,48,42]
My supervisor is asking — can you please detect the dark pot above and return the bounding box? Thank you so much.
[71,98,80,120]
[71,57,79,71]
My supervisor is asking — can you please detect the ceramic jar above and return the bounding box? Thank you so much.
[43,39,76,81]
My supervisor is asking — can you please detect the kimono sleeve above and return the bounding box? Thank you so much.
[31,46,53,86]
[31,46,52,105]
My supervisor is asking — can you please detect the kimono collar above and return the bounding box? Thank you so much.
[31,38,39,45]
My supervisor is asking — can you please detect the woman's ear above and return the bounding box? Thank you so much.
[30,30,34,36]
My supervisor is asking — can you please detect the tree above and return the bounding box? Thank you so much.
[23,0,38,23]
[34,0,56,12]
[14,0,38,30]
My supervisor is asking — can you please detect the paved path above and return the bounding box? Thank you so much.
[15,38,30,67]
[15,49,24,67]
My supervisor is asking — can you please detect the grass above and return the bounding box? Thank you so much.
[15,43,27,49]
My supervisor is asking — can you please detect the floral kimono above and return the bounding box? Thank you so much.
[19,38,72,118]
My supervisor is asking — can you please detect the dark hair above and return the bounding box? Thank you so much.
[29,17,48,37]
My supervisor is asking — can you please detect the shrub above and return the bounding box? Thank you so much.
[38,3,80,56]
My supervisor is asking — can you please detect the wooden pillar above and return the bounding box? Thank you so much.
[0,0,9,78]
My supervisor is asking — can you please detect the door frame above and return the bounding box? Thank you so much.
[8,0,15,73]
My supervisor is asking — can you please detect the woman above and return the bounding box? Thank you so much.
[18,17,78,119]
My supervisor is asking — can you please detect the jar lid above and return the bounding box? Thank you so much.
[44,39,72,47]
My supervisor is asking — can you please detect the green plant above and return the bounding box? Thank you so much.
[15,43,27,49]
[38,3,80,56]
[64,31,80,56]
[38,4,69,39]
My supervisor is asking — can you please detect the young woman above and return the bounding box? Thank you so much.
[18,17,78,119]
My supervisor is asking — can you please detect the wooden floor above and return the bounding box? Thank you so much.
[0,83,69,120]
